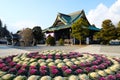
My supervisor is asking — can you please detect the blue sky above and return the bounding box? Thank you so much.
[0,0,118,33]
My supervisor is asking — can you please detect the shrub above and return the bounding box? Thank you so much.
[46,35,55,46]
[58,38,64,46]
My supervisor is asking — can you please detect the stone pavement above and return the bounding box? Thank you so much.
[74,45,120,57]
[0,45,120,57]
[0,45,29,57]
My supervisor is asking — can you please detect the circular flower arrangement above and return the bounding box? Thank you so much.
[0,50,120,80]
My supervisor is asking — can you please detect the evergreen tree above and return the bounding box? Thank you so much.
[100,19,116,44]
[116,21,120,40]
[32,26,43,45]
[71,18,89,44]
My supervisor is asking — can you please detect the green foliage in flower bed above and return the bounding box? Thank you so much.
[46,35,56,46]
[0,50,120,80]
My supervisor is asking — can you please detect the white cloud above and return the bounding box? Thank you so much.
[9,21,38,33]
[87,0,120,28]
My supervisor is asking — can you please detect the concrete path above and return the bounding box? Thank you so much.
[0,45,120,57]
[0,45,29,57]
[74,45,120,57]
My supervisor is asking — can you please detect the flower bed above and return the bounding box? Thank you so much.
[0,50,120,80]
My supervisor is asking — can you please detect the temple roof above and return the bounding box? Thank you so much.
[43,10,100,32]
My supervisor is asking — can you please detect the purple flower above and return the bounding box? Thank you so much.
[5,58,12,62]
[106,75,116,80]
[98,64,105,69]
[116,73,120,79]
[75,69,83,74]
[8,68,17,74]
[84,67,92,73]
[50,66,57,69]
[40,66,47,70]
[21,65,27,69]
[2,66,9,71]
[61,66,68,71]
[40,70,47,76]
[9,62,16,67]
[29,69,38,75]
[91,65,98,70]
[71,65,78,70]
[0,63,6,68]
[29,66,36,69]
[64,69,72,74]
[17,69,27,75]
[99,77,106,80]
[51,69,59,74]
[0,59,3,63]
[80,62,86,67]
[15,64,21,70]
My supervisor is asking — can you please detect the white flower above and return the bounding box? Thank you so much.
[63,59,70,62]
[13,75,27,80]
[74,61,80,65]
[79,74,90,80]
[22,61,28,65]
[29,59,36,62]
[104,69,114,74]
[71,58,76,62]
[97,70,107,77]
[2,74,14,80]
[57,63,65,68]
[28,75,40,80]
[109,64,120,72]
[38,59,45,63]
[66,62,73,67]
[40,62,47,66]
[69,75,79,80]
[46,59,53,63]
[54,76,64,80]
[55,59,62,64]
[48,62,55,66]
[24,58,30,61]
[30,62,38,66]
[40,76,51,80]
[0,71,6,76]
[89,72,99,79]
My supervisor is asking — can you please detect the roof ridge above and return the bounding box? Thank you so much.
[68,10,83,15]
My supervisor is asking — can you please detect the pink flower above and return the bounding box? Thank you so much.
[0,59,3,63]
[40,66,47,70]
[99,77,106,80]
[2,66,9,71]
[9,62,16,67]
[17,69,27,75]
[91,65,98,70]
[50,66,57,69]
[75,69,83,74]
[80,62,86,67]
[29,66,36,69]
[71,65,78,70]
[51,69,59,74]
[61,66,68,71]
[64,69,72,74]
[21,65,27,69]
[0,63,6,68]
[106,75,116,80]
[116,73,120,79]
[15,64,21,70]
[84,67,92,72]
[8,68,17,74]
[40,70,47,75]
[98,64,105,69]
[29,69,38,75]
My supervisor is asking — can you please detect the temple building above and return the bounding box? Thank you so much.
[43,10,100,44]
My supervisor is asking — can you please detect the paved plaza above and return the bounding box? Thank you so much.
[0,44,120,57]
